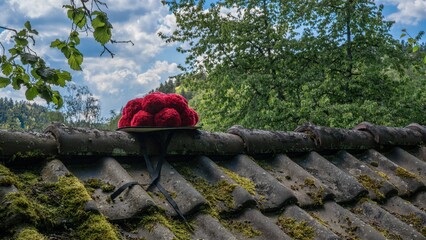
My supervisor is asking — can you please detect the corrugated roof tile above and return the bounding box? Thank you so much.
[294,152,368,203]
[1,123,426,239]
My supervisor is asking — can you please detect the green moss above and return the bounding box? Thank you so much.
[140,210,192,240]
[304,178,316,188]
[16,228,46,240]
[309,212,329,228]
[78,214,120,240]
[84,178,116,193]
[1,192,44,225]
[0,163,21,187]
[277,216,315,240]
[356,174,385,200]
[375,170,390,180]
[306,186,324,206]
[395,167,417,179]
[223,219,261,238]
[19,172,39,185]
[0,175,19,186]
[370,223,402,240]
[220,167,256,196]
[397,213,426,235]
[0,169,120,240]
[55,176,92,220]
[14,150,46,159]
[177,166,237,213]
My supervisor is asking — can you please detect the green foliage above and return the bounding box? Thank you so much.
[0,0,130,108]
[0,97,64,131]
[0,23,70,108]
[150,76,194,101]
[164,0,425,131]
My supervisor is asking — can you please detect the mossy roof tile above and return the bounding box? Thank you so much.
[1,123,426,239]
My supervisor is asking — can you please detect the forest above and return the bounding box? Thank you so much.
[0,0,425,132]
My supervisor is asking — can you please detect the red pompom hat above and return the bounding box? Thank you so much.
[118,92,199,128]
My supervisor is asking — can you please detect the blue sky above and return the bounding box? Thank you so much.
[0,0,425,118]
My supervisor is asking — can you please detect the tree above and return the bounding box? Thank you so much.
[62,84,101,128]
[0,97,65,131]
[0,0,131,108]
[163,0,424,131]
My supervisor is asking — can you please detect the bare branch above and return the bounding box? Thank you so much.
[0,26,18,34]
[111,39,135,46]
[100,45,115,58]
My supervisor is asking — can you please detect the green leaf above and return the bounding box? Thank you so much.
[92,16,106,28]
[20,53,39,65]
[50,39,63,48]
[68,54,83,71]
[67,9,74,20]
[70,31,80,45]
[8,48,20,55]
[91,10,104,16]
[17,30,27,37]
[15,37,29,46]
[424,56,426,64]
[400,33,406,38]
[74,11,87,28]
[25,86,38,100]
[36,67,56,80]
[1,62,13,76]
[56,71,72,86]
[93,26,111,45]
[24,21,32,30]
[413,45,419,53]
[0,77,10,88]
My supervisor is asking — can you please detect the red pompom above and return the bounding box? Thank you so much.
[122,98,143,116]
[154,108,181,127]
[189,108,198,125]
[180,107,194,126]
[118,114,133,128]
[131,110,154,127]
[142,93,166,114]
[165,93,188,112]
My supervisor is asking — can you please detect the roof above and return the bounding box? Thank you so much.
[0,122,425,240]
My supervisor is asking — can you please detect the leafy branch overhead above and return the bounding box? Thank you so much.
[0,0,133,108]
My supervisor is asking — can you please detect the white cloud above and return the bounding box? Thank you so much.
[381,0,426,25]
[137,61,179,85]
[82,57,139,94]
[107,0,163,12]
[111,3,177,58]
[6,0,66,19]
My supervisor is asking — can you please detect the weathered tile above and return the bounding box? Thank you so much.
[357,149,425,196]
[256,154,334,207]
[222,208,291,240]
[352,200,425,240]
[125,158,206,217]
[328,150,397,201]
[66,157,155,220]
[220,154,297,211]
[382,196,426,235]
[411,191,426,211]
[192,213,237,240]
[280,204,340,240]
[172,156,255,213]
[309,201,386,239]
[384,147,426,185]
[294,152,368,203]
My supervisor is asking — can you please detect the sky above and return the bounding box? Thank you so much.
[0,0,425,119]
